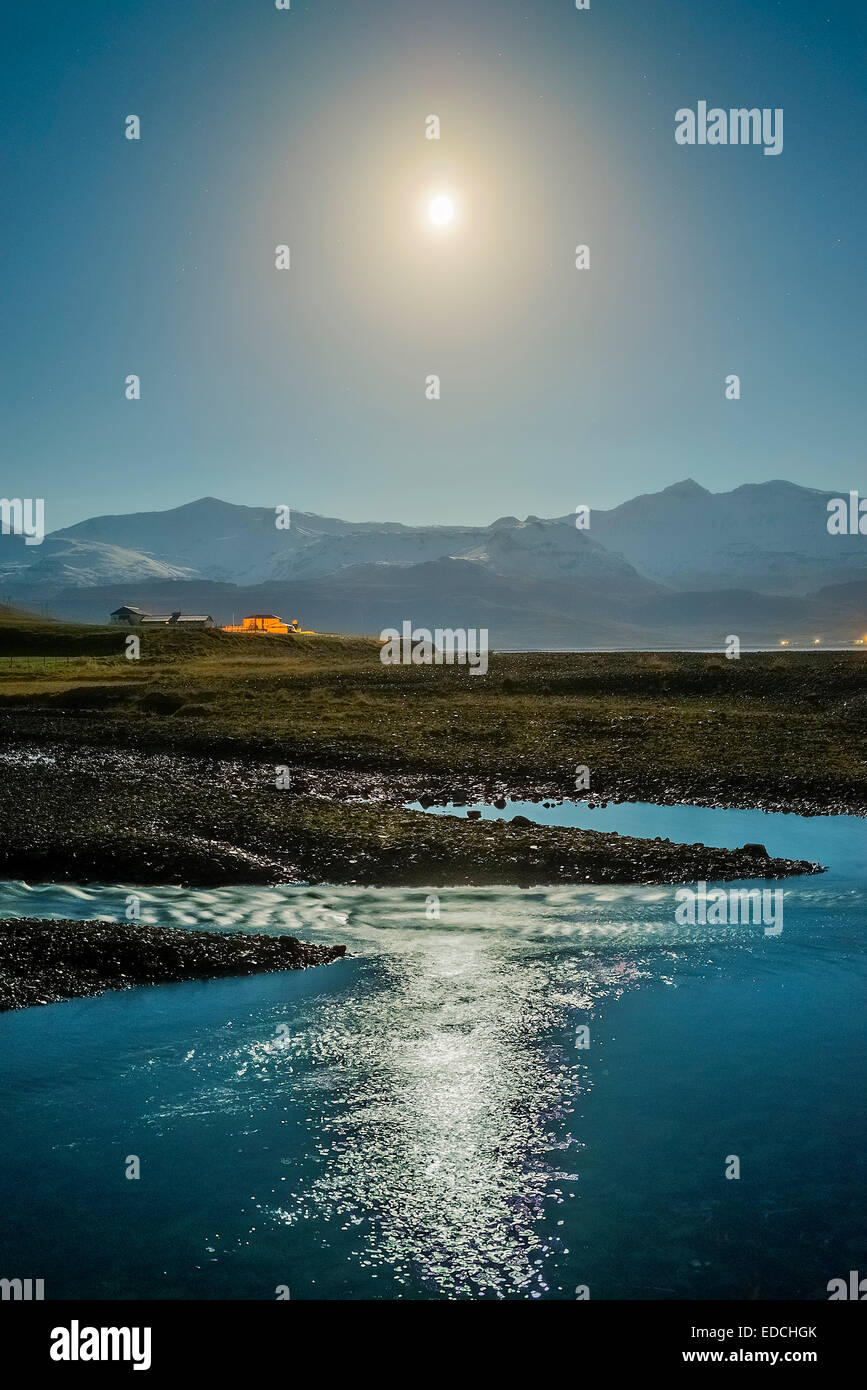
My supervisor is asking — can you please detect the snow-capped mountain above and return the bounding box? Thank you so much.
[591,479,867,594]
[3,481,865,645]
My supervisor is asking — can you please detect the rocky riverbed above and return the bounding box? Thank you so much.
[0,742,825,888]
[0,917,346,1012]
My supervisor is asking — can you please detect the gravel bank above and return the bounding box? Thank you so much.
[0,744,824,888]
[0,917,346,1012]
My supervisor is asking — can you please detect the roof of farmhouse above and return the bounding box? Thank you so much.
[138,613,213,623]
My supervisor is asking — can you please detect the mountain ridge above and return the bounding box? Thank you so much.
[2,479,864,645]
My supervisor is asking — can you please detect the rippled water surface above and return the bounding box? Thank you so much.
[0,802,865,1300]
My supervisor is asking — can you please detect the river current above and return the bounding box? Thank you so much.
[0,800,864,1299]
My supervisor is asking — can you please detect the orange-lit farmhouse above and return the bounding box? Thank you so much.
[221,613,315,635]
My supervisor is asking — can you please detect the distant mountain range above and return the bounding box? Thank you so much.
[2,481,865,647]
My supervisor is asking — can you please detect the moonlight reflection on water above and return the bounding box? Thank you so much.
[1,799,864,1299]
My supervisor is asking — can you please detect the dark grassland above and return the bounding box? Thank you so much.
[0,615,864,886]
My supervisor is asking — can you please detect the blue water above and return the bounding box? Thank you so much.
[0,801,864,1301]
[407,795,853,864]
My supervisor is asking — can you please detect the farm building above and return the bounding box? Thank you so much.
[221,613,311,635]
[111,606,214,628]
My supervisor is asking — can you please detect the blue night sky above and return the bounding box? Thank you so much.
[4,0,866,530]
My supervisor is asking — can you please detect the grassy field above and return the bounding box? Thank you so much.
[0,611,865,811]
[0,605,372,662]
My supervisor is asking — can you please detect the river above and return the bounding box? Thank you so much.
[0,800,864,1300]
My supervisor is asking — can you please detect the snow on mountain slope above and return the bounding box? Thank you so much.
[458,516,658,595]
[263,525,486,581]
[11,480,866,601]
[0,537,196,590]
[51,497,479,585]
[591,479,867,593]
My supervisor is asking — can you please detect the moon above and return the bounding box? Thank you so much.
[428,194,455,227]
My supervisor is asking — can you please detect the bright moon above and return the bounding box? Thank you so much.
[428,195,455,226]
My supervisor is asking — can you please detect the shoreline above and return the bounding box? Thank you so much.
[0,740,825,889]
[0,917,346,1013]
